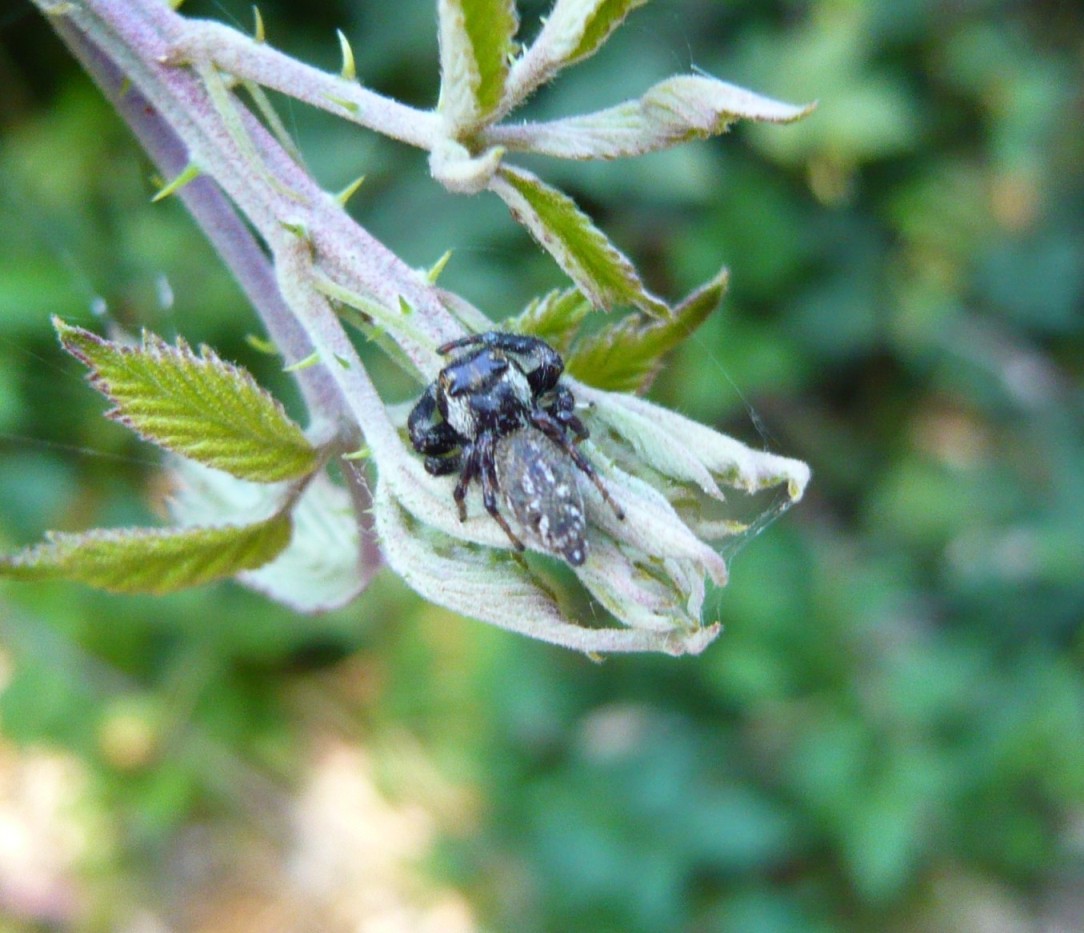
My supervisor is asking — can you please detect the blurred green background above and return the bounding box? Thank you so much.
[1,0,1082,929]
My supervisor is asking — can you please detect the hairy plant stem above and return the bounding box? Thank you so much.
[37,0,465,447]
[164,17,443,149]
[47,18,340,423]
[29,0,811,656]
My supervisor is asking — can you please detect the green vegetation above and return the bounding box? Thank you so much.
[0,0,1081,928]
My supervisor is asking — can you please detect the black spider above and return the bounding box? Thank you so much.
[407,331,624,565]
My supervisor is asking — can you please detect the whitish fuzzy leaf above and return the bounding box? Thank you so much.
[579,384,812,504]
[643,75,815,129]
[577,537,701,634]
[0,516,291,595]
[428,137,507,195]
[584,395,723,497]
[165,456,288,526]
[487,75,815,160]
[438,0,518,129]
[582,459,729,585]
[489,165,667,315]
[374,479,717,655]
[239,471,375,613]
[510,0,648,99]
[167,458,377,613]
[504,287,592,354]
[565,266,728,391]
[625,395,812,501]
[55,319,317,482]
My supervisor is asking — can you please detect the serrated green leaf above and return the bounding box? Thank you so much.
[55,319,317,483]
[490,165,668,315]
[505,0,649,106]
[166,458,377,613]
[519,0,648,88]
[239,471,374,612]
[567,0,649,65]
[0,515,292,595]
[565,267,729,391]
[504,287,593,354]
[438,0,518,129]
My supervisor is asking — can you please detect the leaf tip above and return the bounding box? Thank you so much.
[53,317,99,363]
[51,314,74,338]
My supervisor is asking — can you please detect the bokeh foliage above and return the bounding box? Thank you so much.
[1,0,1082,929]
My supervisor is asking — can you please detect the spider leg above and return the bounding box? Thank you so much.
[436,333,484,355]
[493,333,564,395]
[424,452,461,476]
[413,424,459,456]
[408,383,460,455]
[452,443,479,522]
[477,433,525,551]
[549,384,589,443]
[529,409,625,520]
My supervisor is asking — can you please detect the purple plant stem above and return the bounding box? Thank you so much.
[160,16,443,150]
[75,0,463,367]
[48,16,346,425]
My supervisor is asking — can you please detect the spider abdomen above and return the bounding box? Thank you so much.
[495,428,588,566]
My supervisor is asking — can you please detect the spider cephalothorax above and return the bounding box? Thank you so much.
[407,331,624,565]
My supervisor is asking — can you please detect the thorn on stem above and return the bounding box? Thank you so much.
[252,6,266,43]
[336,175,366,206]
[152,162,201,202]
[337,29,357,82]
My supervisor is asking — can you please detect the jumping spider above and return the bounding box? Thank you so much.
[407,331,625,565]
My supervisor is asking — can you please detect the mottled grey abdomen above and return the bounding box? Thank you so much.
[495,428,588,565]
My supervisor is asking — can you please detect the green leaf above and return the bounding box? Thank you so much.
[566,0,649,65]
[0,515,292,595]
[55,319,317,483]
[490,165,668,316]
[240,472,374,612]
[166,458,377,613]
[504,287,593,354]
[565,267,729,391]
[437,0,518,129]
[515,0,648,92]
